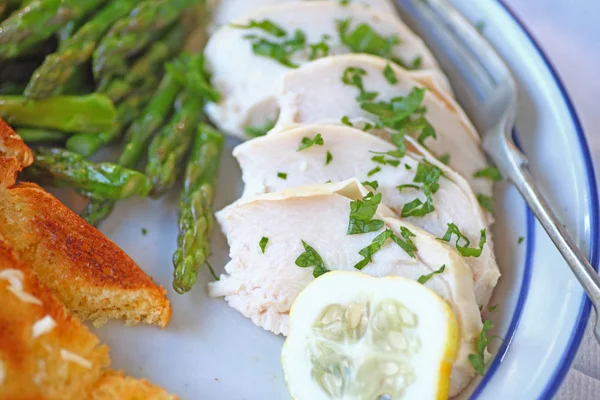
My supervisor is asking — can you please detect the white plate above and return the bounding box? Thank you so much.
[78,1,599,399]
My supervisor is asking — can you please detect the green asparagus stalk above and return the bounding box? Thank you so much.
[145,91,203,197]
[17,128,69,143]
[165,52,220,103]
[92,0,194,78]
[173,123,224,294]
[99,24,185,104]
[26,147,152,201]
[80,73,181,225]
[65,89,150,157]
[119,73,181,169]
[0,93,116,133]
[0,0,105,59]
[24,0,139,100]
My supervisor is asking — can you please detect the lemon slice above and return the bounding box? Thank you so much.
[281,271,459,400]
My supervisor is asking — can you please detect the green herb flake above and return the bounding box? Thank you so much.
[325,150,333,165]
[341,66,378,102]
[295,240,329,278]
[473,167,503,182]
[347,192,385,235]
[259,237,269,254]
[383,63,398,84]
[231,19,287,37]
[298,133,324,151]
[439,223,487,258]
[400,161,442,218]
[417,265,446,284]
[309,38,330,60]
[468,320,494,376]
[141,228,148,236]
[337,18,401,63]
[438,153,451,165]
[354,228,417,270]
[367,166,381,177]
[341,116,353,126]
[362,180,379,190]
[245,119,275,138]
[518,236,525,245]
[404,164,412,170]
[475,20,486,34]
[477,194,495,215]
[206,261,219,281]
[277,172,288,180]
[488,304,499,312]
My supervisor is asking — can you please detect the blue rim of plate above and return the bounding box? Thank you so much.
[470,1,600,399]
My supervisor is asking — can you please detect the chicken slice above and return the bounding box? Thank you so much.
[204,1,451,139]
[234,124,499,307]
[208,0,400,33]
[275,54,493,197]
[210,179,482,396]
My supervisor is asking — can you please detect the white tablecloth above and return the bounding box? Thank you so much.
[502,1,600,398]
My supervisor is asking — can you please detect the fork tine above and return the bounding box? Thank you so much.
[395,0,517,128]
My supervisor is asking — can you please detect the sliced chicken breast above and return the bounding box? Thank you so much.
[204,1,451,139]
[210,179,482,396]
[208,0,400,33]
[234,124,500,307]
[275,54,493,197]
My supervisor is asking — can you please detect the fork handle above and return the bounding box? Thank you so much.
[488,132,600,341]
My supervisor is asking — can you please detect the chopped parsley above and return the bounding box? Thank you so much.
[477,194,495,214]
[518,236,525,245]
[245,119,275,138]
[404,164,412,170]
[233,19,308,68]
[400,161,442,218]
[383,63,398,84]
[297,133,324,151]
[439,223,487,258]
[469,320,494,376]
[259,237,269,254]
[438,153,451,165]
[341,66,378,102]
[354,227,417,270]
[371,155,400,167]
[341,115,353,126]
[206,261,219,281]
[325,150,333,165]
[232,19,287,37]
[141,228,148,236]
[347,192,384,235]
[475,20,486,34]
[362,180,379,190]
[339,0,351,5]
[309,38,330,60]
[277,172,288,180]
[367,166,381,177]
[417,265,446,284]
[473,167,503,181]
[360,87,437,148]
[295,241,329,278]
[487,304,499,312]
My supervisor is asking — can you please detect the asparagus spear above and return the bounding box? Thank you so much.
[17,128,69,143]
[26,147,152,201]
[24,0,139,100]
[0,0,105,59]
[80,73,181,225]
[119,73,181,169]
[66,89,150,157]
[173,123,224,294]
[92,0,194,78]
[0,94,116,133]
[145,91,203,197]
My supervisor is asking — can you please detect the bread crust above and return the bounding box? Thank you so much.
[0,234,110,400]
[0,119,171,327]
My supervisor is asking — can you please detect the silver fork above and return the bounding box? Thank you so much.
[395,0,600,342]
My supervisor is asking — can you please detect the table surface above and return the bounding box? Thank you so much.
[501,0,600,398]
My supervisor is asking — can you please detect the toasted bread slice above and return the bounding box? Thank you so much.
[90,370,178,400]
[0,119,171,328]
[0,233,110,399]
